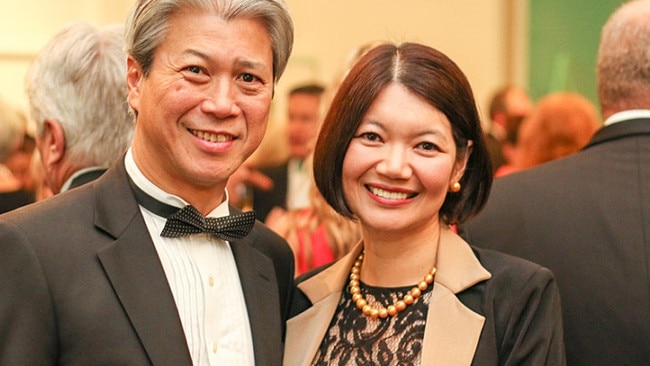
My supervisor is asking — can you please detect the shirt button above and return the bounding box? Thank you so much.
[208,276,214,287]
[212,342,218,353]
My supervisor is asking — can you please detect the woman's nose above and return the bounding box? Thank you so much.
[375,147,412,179]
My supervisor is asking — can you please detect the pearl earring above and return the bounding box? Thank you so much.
[450,182,461,192]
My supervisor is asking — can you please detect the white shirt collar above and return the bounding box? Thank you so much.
[124,148,230,218]
[603,109,650,126]
[60,166,105,192]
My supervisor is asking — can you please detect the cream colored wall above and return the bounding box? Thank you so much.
[0,0,133,110]
[0,0,526,162]
[279,0,521,117]
[260,0,527,164]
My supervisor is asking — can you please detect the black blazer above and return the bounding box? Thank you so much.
[0,158,294,365]
[252,162,289,221]
[285,227,565,365]
[461,118,650,365]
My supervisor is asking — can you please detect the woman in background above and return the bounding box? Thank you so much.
[513,92,600,171]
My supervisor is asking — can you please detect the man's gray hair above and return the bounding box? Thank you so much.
[25,21,133,168]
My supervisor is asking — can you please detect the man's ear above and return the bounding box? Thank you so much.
[39,119,66,167]
[126,55,144,115]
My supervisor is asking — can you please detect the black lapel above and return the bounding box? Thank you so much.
[93,160,193,365]
[230,234,283,366]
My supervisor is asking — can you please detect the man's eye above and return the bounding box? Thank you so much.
[187,66,201,74]
[241,74,255,82]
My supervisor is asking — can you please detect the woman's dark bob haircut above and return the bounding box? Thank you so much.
[313,42,492,225]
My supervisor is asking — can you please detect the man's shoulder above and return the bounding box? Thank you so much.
[489,151,590,196]
[1,185,95,224]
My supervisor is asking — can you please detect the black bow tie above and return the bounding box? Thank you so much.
[129,178,256,241]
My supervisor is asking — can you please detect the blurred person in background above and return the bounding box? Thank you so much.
[265,155,361,277]
[484,85,533,174]
[495,92,600,177]
[4,131,39,194]
[461,1,650,364]
[250,83,326,221]
[25,21,133,195]
[0,97,35,213]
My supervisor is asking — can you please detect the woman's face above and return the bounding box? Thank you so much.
[342,83,468,236]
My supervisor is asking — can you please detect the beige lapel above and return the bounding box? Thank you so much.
[284,228,491,366]
[421,226,492,365]
[284,243,363,366]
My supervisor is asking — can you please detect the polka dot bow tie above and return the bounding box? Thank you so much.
[129,178,256,241]
[160,205,256,241]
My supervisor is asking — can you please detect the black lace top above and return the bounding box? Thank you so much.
[311,281,434,365]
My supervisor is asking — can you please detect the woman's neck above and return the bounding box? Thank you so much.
[359,222,441,287]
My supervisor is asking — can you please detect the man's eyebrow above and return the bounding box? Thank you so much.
[182,48,210,60]
[235,59,271,73]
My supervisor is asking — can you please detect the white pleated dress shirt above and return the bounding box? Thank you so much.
[124,149,254,366]
[286,157,311,210]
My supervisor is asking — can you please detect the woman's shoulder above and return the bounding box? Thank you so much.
[472,245,554,280]
[467,245,558,308]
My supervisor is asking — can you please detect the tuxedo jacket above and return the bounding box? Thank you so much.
[0,158,294,365]
[284,227,565,365]
[461,118,650,365]
[252,163,289,221]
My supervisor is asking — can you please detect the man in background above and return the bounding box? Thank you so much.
[484,85,532,173]
[461,1,650,364]
[25,21,133,194]
[251,83,325,221]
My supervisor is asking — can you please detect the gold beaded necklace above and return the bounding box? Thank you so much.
[348,250,437,319]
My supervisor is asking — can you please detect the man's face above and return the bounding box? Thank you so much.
[506,88,533,119]
[127,10,274,205]
[286,92,322,159]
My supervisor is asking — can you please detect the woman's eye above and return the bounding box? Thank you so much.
[362,132,380,141]
[419,142,437,151]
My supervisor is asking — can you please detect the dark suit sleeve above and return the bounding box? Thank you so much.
[0,221,57,365]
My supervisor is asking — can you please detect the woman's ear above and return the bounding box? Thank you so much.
[452,140,473,184]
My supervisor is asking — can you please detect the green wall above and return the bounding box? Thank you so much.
[528,0,624,107]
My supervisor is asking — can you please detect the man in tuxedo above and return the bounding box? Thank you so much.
[0,0,295,365]
[25,21,133,195]
[251,83,325,221]
[460,1,650,364]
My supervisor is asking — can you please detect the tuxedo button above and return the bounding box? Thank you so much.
[208,276,215,287]
[212,342,218,353]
